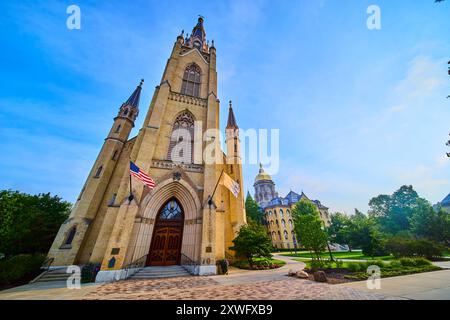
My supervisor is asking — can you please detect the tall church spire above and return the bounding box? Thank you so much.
[118,79,143,123]
[185,16,209,52]
[123,79,144,109]
[226,100,238,129]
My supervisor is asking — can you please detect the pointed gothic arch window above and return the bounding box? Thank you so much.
[181,64,201,97]
[64,226,77,246]
[167,112,195,164]
[94,166,103,178]
[284,230,289,240]
[115,124,121,133]
[158,199,183,221]
[112,150,119,161]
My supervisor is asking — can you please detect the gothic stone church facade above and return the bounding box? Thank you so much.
[48,18,246,281]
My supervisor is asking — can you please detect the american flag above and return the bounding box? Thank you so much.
[130,161,156,189]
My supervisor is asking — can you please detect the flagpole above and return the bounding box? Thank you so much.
[129,161,134,201]
[208,169,224,208]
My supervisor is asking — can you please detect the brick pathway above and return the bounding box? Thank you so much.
[84,276,396,300]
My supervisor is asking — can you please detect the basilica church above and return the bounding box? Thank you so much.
[47,17,246,281]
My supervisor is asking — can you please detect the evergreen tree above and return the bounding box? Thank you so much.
[245,192,264,225]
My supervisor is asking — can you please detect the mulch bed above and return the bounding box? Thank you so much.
[304,268,358,284]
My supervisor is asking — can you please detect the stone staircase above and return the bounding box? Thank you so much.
[31,268,70,283]
[131,265,191,280]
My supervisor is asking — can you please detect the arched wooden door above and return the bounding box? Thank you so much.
[147,198,184,266]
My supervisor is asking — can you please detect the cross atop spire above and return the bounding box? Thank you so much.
[226,100,238,129]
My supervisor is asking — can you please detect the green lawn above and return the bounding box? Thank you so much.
[282,251,394,261]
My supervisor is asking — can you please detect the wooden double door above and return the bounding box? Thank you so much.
[147,199,184,266]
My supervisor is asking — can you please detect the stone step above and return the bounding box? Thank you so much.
[133,272,189,277]
[41,272,71,277]
[139,267,186,272]
[36,276,70,282]
[132,273,189,279]
[131,266,191,279]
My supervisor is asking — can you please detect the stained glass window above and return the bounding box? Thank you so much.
[158,199,183,220]
[181,64,201,97]
[167,112,195,163]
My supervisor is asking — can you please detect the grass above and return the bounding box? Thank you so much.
[282,251,394,261]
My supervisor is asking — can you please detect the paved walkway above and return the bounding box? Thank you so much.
[339,269,450,300]
[0,254,448,300]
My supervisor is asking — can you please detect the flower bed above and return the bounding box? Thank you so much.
[301,257,441,284]
[232,258,286,270]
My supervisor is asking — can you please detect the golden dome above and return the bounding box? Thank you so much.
[255,164,272,182]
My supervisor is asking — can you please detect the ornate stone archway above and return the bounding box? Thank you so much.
[125,175,202,265]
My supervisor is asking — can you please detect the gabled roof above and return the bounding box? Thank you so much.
[442,193,450,207]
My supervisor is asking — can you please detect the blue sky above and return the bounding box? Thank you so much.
[0,0,449,214]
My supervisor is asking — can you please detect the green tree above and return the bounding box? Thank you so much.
[245,192,264,225]
[0,190,71,257]
[327,212,352,251]
[230,220,273,267]
[347,210,387,257]
[409,198,450,245]
[368,185,421,235]
[291,199,328,261]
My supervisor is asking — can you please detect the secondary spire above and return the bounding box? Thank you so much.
[226,100,238,129]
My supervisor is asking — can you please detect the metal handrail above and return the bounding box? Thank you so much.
[123,254,149,279]
[180,253,199,275]
[180,253,199,266]
[30,257,55,283]
[41,257,54,271]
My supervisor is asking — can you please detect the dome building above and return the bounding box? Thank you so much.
[253,165,331,250]
[253,164,278,209]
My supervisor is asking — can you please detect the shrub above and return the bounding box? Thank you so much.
[309,260,324,271]
[386,237,444,260]
[366,260,385,268]
[0,254,46,285]
[389,260,402,268]
[335,260,344,269]
[217,259,229,275]
[80,263,101,283]
[346,262,364,272]
[399,257,432,267]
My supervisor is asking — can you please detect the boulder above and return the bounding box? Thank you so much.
[313,271,328,283]
[296,270,309,279]
[288,269,296,277]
